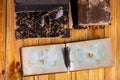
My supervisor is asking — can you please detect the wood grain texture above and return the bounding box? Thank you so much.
[23,39,38,80]
[72,29,88,80]
[87,28,105,80]
[0,0,6,80]
[54,37,70,80]
[105,0,117,80]
[1,0,119,80]
[6,0,23,80]
[38,38,50,80]
[116,0,120,80]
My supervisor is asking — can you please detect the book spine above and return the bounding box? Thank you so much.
[63,45,70,70]
[70,0,78,26]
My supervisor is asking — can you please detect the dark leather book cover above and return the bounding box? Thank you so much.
[78,0,111,26]
[14,0,70,39]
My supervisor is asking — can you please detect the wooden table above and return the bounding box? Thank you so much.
[0,0,119,80]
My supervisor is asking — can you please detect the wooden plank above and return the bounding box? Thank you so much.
[75,29,88,80]
[6,0,23,80]
[39,75,48,80]
[23,39,38,80]
[49,38,59,80]
[105,27,116,80]
[55,72,70,80]
[116,0,120,80]
[23,39,38,47]
[7,0,40,80]
[98,69,104,80]
[89,69,98,80]
[54,38,70,80]
[87,28,105,80]
[0,0,6,80]
[104,0,117,80]
[71,30,79,80]
[76,71,88,80]
[38,38,50,80]
[69,1,73,29]
[48,74,55,80]
[24,39,39,80]
[70,29,88,80]
[33,76,39,80]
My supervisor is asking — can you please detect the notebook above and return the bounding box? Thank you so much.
[21,38,114,76]
[14,0,70,39]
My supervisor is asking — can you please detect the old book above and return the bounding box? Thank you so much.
[21,38,114,76]
[70,0,111,28]
[14,0,70,39]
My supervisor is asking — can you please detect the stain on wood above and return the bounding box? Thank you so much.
[9,61,15,78]
[2,70,5,75]
[0,69,5,80]
[8,61,22,80]
[16,62,20,69]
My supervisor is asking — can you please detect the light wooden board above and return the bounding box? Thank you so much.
[0,0,118,80]
[117,0,120,79]
[104,0,117,79]
[87,28,105,80]
[0,0,6,80]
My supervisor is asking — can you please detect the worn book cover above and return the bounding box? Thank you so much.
[14,0,70,39]
[70,0,111,29]
[78,0,111,25]
[21,38,114,76]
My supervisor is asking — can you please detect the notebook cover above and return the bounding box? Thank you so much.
[68,38,114,71]
[21,44,67,76]
[21,38,114,76]
[14,0,70,39]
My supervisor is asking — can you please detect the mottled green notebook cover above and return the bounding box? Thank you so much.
[21,38,114,76]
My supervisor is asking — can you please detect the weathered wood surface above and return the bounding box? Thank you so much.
[0,0,119,80]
